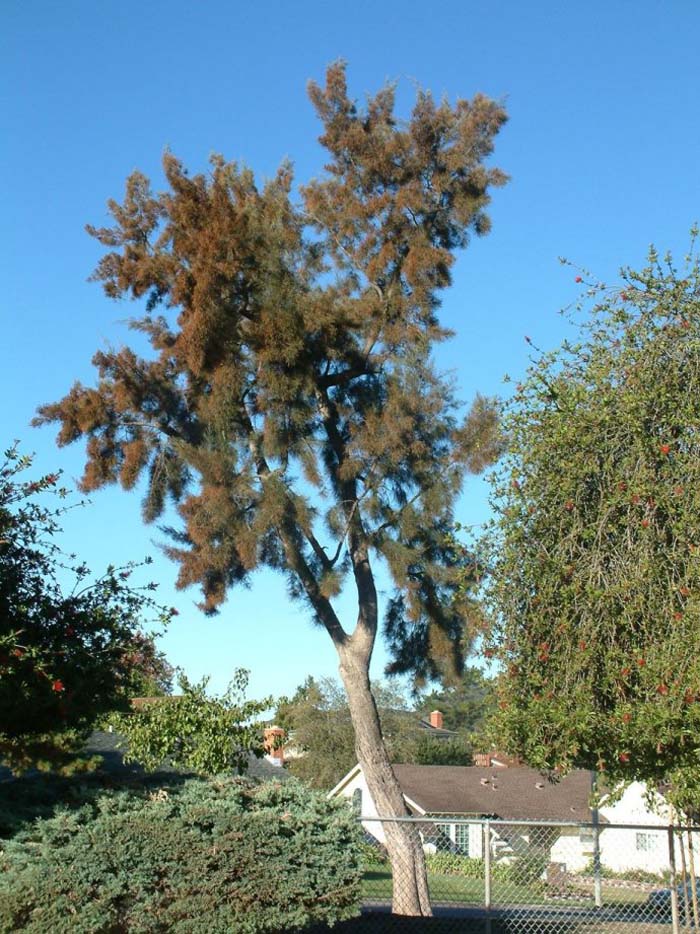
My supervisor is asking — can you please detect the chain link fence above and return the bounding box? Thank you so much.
[358,815,700,932]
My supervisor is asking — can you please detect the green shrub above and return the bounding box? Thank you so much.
[422,852,547,886]
[425,853,486,879]
[0,770,167,840]
[580,859,669,884]
[501,854,549,885]
[0,776,362,933]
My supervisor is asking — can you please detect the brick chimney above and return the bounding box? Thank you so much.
[429,710,444,730]
[263,726,285,765]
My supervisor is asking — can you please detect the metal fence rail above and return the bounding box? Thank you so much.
[358,815,700,932]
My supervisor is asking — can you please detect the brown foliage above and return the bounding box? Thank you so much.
[36,64,506,678]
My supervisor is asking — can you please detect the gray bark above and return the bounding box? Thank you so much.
[338,644,432,916]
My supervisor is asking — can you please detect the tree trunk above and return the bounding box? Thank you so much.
[338,645,432,917]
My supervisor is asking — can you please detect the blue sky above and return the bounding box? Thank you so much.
[2,0,699,702]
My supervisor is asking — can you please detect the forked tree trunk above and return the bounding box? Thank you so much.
[338,644,432,917]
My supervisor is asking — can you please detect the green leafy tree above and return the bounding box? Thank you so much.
[412,734,473,766]
[36,64,506,915]
[0,445,174,774]
[483,238,700,788]
[276,675,474,788]
[275,677,358,788]
[111,669,269,775]
[276,677,416,789]
[417,665,495,734]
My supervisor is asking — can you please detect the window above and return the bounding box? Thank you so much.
[636,832,657,852]
[352,787,363,815]
[454,824,470,855]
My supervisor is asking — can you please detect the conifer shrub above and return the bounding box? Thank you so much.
[0,776,362,933]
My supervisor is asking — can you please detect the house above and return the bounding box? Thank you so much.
[330,763,692,877]
[593,781,687,877]
[330,763,596,858]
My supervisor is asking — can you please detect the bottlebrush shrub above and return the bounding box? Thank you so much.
[482,236,700,788]
[0,444,176,774]
[0,776,362,933]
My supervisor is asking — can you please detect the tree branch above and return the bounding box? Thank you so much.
[238,404,347,647]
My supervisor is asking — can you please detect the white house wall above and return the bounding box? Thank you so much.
[469,823,484,858]
[548,826,591,873]
[334,769,389,844]
[598,782,700,877]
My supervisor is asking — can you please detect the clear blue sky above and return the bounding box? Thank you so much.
[2,0,699,702]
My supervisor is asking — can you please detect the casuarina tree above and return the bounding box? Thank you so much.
[36,64,506,914]
[483,240,700,790]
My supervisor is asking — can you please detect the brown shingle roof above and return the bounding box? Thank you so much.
[392,765,596,821]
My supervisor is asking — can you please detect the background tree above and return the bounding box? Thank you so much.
[275,676,475,789]
[36,64,506,915]
[0,445,174,774]
[275,676,355,788]
[111,669,269,775]
[416,665,495,734]
[483,239,700,788]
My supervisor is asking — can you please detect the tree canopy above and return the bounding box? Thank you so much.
[36,63,507,915]
[483,240,700,787]
[36,63,505,683]
[0,445,175,773]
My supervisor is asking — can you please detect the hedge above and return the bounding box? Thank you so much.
[0,776,362,933]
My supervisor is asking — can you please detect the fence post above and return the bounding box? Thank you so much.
[687,828,700,929]
[668,825,681,934]
[483,820,492,934]
[591,771,603,908]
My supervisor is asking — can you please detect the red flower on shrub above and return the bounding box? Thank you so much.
[52,679,65,692]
